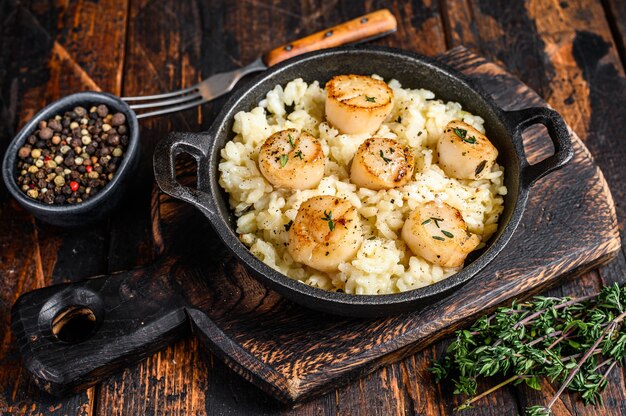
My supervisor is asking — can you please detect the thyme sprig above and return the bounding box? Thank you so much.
[431,284,626,414]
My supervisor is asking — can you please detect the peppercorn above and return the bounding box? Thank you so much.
[96,104,109,117]
[111,113,126,126]
[74,106,87,117]
[48,119,62,132]
[43,192,55,204]
[64,156,75,166]
[39,127,53,140]
[18,147,31,158]
[108,133,120,146]
[14,103,130,205]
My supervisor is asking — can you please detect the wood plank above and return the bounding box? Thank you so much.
[603,0,626,70]
[441,0,479,49]
[0,0,128,414]
[96,0,216,414]
[439,0,626,412]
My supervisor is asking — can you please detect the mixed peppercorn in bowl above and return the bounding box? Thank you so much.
[2,91,139,227]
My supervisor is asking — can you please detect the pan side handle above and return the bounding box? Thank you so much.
[504,107,573,187]
[153,131,218,219]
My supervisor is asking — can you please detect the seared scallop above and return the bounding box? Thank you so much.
[437,120,498,180]
[401,201,480,268]
[288,196,363,272]
[258,128,325,190]
[325,74,393,135]
[350,137,415,190]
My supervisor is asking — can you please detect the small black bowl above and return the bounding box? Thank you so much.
[1,91,140,227]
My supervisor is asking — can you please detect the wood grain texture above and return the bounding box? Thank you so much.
[0,0,127,414]
[604,0,626,71]
[3,1,626,415]
[95,0,209,414]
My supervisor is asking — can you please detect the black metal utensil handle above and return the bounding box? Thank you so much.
[153,131,217,218]
[505,107,573,187]
[11,259,189,396]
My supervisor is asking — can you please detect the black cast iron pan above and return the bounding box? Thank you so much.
[10,46,572,396]
[153,46,573,316]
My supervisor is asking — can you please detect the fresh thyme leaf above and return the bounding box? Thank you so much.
[421,219,432,225]
[429,217,444,228]
[453,127,467,139]
[321,210,335,231]
[475,160,487,176]
[294,150,304,160]
[432,235,445,241]
[365,95,376,103]
[379,150,392,164]
[288,133,295,148]
[526,406,551,416]
[441,230,454,238]
[279,154,288,167]
[284,220,293,231]
[463,136,477,144]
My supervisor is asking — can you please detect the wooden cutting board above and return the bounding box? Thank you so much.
[12,47,620,404]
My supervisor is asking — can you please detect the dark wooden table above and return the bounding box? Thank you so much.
[1,1,626,414]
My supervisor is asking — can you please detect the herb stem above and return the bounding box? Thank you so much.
[527,330,562,348]
[594,357,614,371]
[546,326,576,350]
[457,375,520,409]
[514,294,597,329]
[603,359,619,379]
[546,310,626,410]
[560,348,602,363]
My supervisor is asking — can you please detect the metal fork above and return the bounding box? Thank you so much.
[122,58,267,119]
[121,9,397,119]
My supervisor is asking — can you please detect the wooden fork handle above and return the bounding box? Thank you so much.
[263,9,397,67]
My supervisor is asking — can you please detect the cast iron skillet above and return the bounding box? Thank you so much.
[153,46,573,317]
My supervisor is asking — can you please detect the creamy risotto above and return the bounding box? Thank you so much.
[218,75,507,294]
